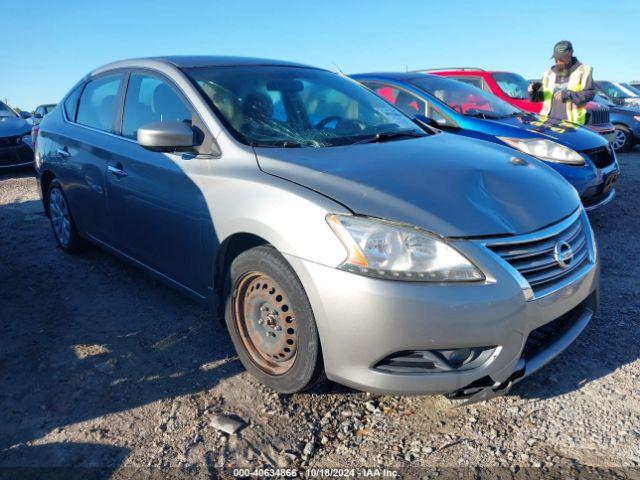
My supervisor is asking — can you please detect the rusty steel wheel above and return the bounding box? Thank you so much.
[225,245,325,393]
[233,271,298,375]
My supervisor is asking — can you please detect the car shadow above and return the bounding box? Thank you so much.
[509,154,640,400]
[0,196,243,467]
[0,442,128,479]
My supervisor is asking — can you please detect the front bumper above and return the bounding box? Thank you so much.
[285,210,599,395]
[586,124,616,144]
[450,291,597,404]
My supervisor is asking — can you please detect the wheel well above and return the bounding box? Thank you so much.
[214,233,269,298]
[40,170,56,215]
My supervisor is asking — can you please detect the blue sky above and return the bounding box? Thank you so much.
[2,0,638,110]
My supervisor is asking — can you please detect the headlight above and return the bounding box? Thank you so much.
[326,214,484,282]
[634,115,640,122]
[498,137,585,165]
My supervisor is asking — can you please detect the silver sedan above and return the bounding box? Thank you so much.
[35,56,598,399]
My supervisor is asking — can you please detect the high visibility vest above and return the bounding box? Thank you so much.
[540,63,592,125]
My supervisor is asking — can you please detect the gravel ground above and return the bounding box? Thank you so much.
[1,150,639,479]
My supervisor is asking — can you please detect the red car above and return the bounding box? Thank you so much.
[421,68,616,143]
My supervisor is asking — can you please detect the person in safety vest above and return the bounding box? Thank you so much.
[529,40,595,125]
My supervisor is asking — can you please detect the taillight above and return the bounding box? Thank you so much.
[31,125,39,148]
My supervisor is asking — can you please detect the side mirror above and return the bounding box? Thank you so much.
[19,110,32,119]
[33,112,43,120]
[137,121,195,152]
[413,113,453,131]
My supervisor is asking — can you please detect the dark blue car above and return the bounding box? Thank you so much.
[1,100,33,169]
[352,72,619,211]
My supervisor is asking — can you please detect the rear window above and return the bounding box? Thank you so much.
[491,72,529,100]
[76,74,123,132]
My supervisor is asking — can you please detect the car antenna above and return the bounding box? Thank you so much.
[332,61,347,77]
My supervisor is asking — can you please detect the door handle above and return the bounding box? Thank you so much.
[108,164,128,178]
[56,147,71,158]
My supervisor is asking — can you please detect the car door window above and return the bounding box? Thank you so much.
[363,81,455,126]
[364,83,426,117]
[63,85,83,121]
[76,74,123,132]
[424,102,451,126]
[122,73,192,140]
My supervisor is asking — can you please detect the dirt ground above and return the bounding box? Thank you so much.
[1,149,639,479]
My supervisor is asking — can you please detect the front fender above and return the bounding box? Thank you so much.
[201,164,350,270]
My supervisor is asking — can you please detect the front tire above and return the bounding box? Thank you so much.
[612,125,632,152]
[224,245,325,393]
[47,179,84,253]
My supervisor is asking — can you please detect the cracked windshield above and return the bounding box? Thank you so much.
[186,66,426,147]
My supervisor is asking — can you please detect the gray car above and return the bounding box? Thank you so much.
[594,93,640,152]
[35,57,599,400]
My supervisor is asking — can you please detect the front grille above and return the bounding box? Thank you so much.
[586,107,610,125]
[0,135,21,147]
[486,213,591,297]
[583,145,615,169]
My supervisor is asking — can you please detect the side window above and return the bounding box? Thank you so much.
[363,83,426,117]
[424,102,451,127]
[76,74,123,132]
[63,85,83,122]
[453,76,483,90]
[122,73,192,140]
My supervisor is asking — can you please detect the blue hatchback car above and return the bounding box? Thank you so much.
[352,72,619,211]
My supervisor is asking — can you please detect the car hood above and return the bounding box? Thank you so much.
[505,98,542,114]
[255,133,580,238]
[0,115,31,137]
[485,114,607,151]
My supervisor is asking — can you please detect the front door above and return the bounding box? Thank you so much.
[105,72,209,295]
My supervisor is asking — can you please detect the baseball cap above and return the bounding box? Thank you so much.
[552,40,573,59]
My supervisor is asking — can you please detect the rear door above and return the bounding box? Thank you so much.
[54,72,125,243]
[105,70,210,295]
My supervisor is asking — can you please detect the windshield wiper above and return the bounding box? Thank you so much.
[497,112,525,118]
[466,112,502,120]
[250,141,304,148]
[350,129,425,145]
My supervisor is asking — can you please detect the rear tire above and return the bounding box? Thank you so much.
[224,245,325,393]
[47,179,84,254]
[612,125,632,152]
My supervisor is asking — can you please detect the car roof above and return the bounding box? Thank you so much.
[93,55,318,74]
[351,72,435,82]
[89,56,326,80]
[415,69,511,75]
[153,55,316,69]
